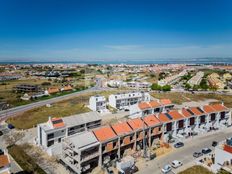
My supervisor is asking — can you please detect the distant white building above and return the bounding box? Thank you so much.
[187,71,204,87]
[108,91,150,110]
[126,81,151,89]
[107,80,125,88]
[158,70,187,86]
[36,112,102,156]
[89,95,107,113]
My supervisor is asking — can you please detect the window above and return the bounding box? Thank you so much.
[47,140,54,147]
[47,133,54,140]
[58,138,61,143]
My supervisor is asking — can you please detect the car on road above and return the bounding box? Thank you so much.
[202,148,212,154]
[171,160,183,168]
[7,124,15,129]
[174,142,184,148]
[193,152,203,158]
[212,141,218,147]
[161,164,172,173]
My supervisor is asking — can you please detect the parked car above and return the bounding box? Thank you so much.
[171,160,183,168]
[161,164,172,173]
[212,141,218,147]
[202,148,212,154]
[174,142,184,148]
[193,152,203,158]
[0,130,3,136]
[7,124,15,129]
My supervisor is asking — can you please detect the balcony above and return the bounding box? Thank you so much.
[81,152,99,162]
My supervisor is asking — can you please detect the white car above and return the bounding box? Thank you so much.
[171,160,183,168]
[161,164,172,173]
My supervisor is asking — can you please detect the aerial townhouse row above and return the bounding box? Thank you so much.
[60,103,231,174]
[129,99,174,118]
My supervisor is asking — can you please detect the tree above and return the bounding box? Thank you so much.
[185,83,191,90]
[151,83,162,90]
[162,85,171,91]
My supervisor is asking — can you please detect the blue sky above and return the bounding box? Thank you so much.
[0,0,232,62]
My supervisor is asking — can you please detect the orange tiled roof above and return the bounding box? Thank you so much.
[127,118,145,130]
[111,122,133,136]
[160,99,172,105]
[144,114,161,127]
[181,108,194,118]
[149,101,161,108]
[93,126,117,142]
[189,107,204,116]
[157,113,172,123]
[168,110,185,120]
[138,102,151,110]
[203,105,216,113]
[48,87,59,94]
[63,85,73,91]
[211,104,228,112]
[0,155,9,168]
[51,118,65,128]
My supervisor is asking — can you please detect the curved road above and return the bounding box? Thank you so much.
[0,86,108,120]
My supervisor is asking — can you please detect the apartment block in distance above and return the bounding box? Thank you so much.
[108,91,150,110]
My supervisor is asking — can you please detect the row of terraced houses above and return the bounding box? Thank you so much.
[36,100,231,174]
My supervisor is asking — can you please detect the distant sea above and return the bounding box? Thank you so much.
[0,57,232,65]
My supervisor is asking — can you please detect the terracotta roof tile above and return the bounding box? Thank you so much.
[127,118,145,130]
[138,102,151,110]
[181,108,194,117]
[157,113,172,123]
[189,107,204,116]
[0,155,9,168]
[111,122,133,136]
[168,110,185,120]
[51,118,65,128]
[144,115,161,127]
[93,126,117,142]
[203,105,216,113]
[149,101,161,108]
[211,104,228,112]
[160,99,172,105]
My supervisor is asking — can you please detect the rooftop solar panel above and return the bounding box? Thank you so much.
[165,113,173,120]
[187,109,194,115]
[197,107,204,114]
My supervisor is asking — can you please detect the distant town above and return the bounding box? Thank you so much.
[0,63,232,174]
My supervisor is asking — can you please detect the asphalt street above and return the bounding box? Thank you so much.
[137,127,232,174]
[0,85,109,120]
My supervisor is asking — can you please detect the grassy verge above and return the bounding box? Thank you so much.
[151,92,232,108]
[7,90,122,129]
[178,166,213,174]
[8,144,46,174]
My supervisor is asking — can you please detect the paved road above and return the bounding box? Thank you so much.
[0,86,109,120]
[137,127,232,174]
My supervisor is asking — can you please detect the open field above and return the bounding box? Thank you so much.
[0,78,94,107]
[151,92,232,108]
[178,166,213,174]
[7,90,121,129]
[8,144,46,174]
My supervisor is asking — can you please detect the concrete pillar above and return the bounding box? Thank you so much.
[98,144,102,167]
[117,137,121,159]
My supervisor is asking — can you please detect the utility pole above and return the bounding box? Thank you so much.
[142,114,147,158]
